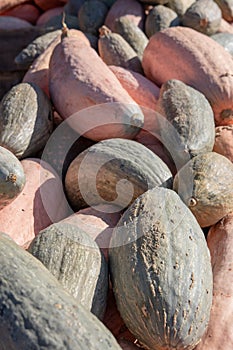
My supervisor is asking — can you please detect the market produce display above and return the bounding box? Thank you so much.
[0,0,233,349]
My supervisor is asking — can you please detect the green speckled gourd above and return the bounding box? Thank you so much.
[145,5,179,38]
[78,0,109,35]
[0,82,53,159]
[0,232,122,350]
[155,79,215,170]
[173,152,233,227]
[98,26,143,74]
[28,221,108,320]
[0,146,25,209]
[211,32,233,55]
[15,30,61,70]
[109,187,213,350]
[181,0,222,36]
[113,16,148,60]
[65,138,173,211]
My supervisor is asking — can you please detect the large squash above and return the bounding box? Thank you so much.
[109,187,213,350]
[0,232,122,350]
[142,26,233,126]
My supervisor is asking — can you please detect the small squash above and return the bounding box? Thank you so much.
[36,7,64,26]
[0,82,53,159]
[0,232,122,350]
[28,221,108,319]
[142,26,233,126]
[65,138,172,211]
[78,0,109,35]
[181,0,222,36]
[173,152,233,227]
[0,146,25,209]
[0,0,28,14]
[1,3,40,24]
[214,125,233,162]
[166,0,196,17]
[109,186,213,350]
[145,5,179,38]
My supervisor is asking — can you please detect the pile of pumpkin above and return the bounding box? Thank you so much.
[0,0,233,349]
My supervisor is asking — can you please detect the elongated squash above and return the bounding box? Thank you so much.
[0,232,122,350]
[142,26,233,125]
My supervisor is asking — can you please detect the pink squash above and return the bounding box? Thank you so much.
[34,0,67,11]
[214,125,233,162]
[0,158,68,247]
[1,4,41,24]
[36,7,64,26]
[0,0,28,14]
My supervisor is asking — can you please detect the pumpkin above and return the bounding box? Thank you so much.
[0,146,25,209]
[214,125,233,162]
[173,152,233,227]
[0,15,32,29]
[49,29,144,141]
[113,16,148,61]
[0,82,53,159]
[155,79,215,169]
[36,7,64,26]
[145,5,180,38]
[142,26,233,126]
[78,0,109,35]
[194,213,233,350]
[98,26,143,74]
[0,158,68,247]
[109,186,213,350]
[1,3,41,24]
[181,0,222,35]
[64,138,172,211]
[104,0,145,31]
[0,232,122,350]
[28,221,108,319]
[15,29,61,70]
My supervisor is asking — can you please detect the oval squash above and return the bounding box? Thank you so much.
[28,221,108,319]
[65,138,172,211]
[109,186,213,350]
[142,26,233,126]
[36,7,64,26]
[0,232,122,350]
[78,0,108,35]
[173,152,233,227]
[0,82,53,159]
[0,0,29,14]
[145,5,179,38]
[1,3,40,24]
[0,146,25,209]
[214,125,233,162]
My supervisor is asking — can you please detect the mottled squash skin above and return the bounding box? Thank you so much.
[142,26,233,126]
[109,187,213,350]
[0,233,122,350]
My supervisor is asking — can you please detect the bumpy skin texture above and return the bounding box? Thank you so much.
[98,26,143,74]
[0,82,53,159]
[173,152,233,227]
[0,233,122,350]
[109,187,213,350]
[0,146,25,209]
[104,0,145,31]
[142,26,233,126]
[194,213,233,350]
[113,16,148,61]
[181,0,222,35]
[49,33,143,141]
[145,5,179,38]
[65,138,172,211]
[155,79,215,169]
[214,125,233,161]
[28,222,108,320]
[0,158,68,247]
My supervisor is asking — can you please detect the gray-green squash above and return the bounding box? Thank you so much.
[173,151,233,227]
[166,0,196,17]
[145,5,179,38]
[113,16,148,60]
[15,30,61,70]
[98,25,143,74]
[78,0,109,35]
[0,82,53,159]
[109,187,213,350]
[0,232,122,350]
[0,146,25,209]
[182,0,222,36]
[211,32,233,55]
[65,138,173,211]
[28,221,108,320]
[155,79,215,170]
